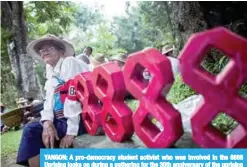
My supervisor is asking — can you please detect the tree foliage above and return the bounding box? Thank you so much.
[111,7,146,53]
[68,4,104,55]
[1,1,76,107]
[111,2,173,54]
[1,28,18,108]
[88,24,127,57]
[24,1,76,38]
[72,4,103,32]
[1,1,247,108]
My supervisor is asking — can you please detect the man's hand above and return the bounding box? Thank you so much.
[42,120,59,148]
[59,135,75,148]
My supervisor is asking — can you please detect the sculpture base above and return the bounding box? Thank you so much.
[73,132,199,148]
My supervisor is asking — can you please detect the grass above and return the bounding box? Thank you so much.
[124,74,242,136]
[1,129,23,157]
[239,81,247,99]
[211,113,238,135]
[125,99,139,112]
[166,74,196,104]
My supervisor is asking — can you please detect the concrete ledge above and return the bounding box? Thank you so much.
[73,132,199,148]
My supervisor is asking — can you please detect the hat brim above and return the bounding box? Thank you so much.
[111,58,126,63]
[27,36,74,62]
[17,100,27,104]
[90,58,105,67]
[162,48,174,55]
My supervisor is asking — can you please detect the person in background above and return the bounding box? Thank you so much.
[0,103,8,113]
[110,54,128,68]
[77,46,93,65]
[161,45,180,77]
[83,46,93,57]
[141,48,153,81]
[27,97,41,105]
[109,54,135,100]
[17,34,90,167]
[0,104,9,133]
[25,97,44,122]
[17,98,28,108]
[90,53,110,106]
[16,98,31,126]
[17,97,37,126]
[90,53,109,68]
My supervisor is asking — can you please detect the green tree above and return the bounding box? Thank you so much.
[89,23,127,57]
[72,4,103,32]
[25,1,76,37]
[138,2,179,51]
[111,5,147,53]
[1,1,76,107]
[68,3,104,55]
[111,2,169,54]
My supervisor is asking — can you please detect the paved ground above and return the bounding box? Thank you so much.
[73,132,199,148]
[1,153,22,167]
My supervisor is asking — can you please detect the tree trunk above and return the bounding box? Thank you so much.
[170,1,208,50]
[1,2,42,100]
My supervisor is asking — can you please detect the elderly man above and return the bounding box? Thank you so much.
[17,35,90,167]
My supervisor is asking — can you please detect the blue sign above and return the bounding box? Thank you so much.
[40,149,246,167]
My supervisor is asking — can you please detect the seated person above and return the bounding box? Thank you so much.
[27,97,42,106]
[25,97,44,122]
[17,34,90,167]
[0,104,9,133]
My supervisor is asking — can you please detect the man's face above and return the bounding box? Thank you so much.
[83,47,92,56]
[39,44,61,66]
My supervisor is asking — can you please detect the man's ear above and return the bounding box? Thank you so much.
[59,50,66,56]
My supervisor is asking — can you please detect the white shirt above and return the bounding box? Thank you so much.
[76,54,93,71]
[41,57,90,135]
[167,57,180,77]
[142,57,180,81]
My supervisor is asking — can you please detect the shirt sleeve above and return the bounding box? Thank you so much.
[61,57,90,136]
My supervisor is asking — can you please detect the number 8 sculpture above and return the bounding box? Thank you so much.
[123,48,184,148]
[179,27,247,148]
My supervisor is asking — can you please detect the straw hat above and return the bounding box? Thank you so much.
[110,54,128,63]
[90,54,109,67]
[162,45,175,55]
[26,34,75,62]
[17,98,27,104]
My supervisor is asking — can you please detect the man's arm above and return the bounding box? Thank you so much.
[40,80,54,123]
[61,57,90,136]
[77,54,90,64]
[40,75,58,148]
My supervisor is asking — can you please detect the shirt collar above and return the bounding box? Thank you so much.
[53,57,64,74]
[46,57,64,78]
